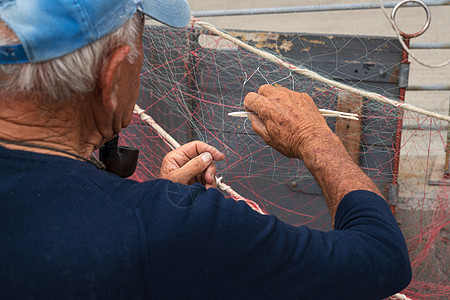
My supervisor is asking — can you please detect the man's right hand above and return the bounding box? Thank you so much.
[244,84,332,159]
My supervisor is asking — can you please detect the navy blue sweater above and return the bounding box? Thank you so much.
[0,146,411,299]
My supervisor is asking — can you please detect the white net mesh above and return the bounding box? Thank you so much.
[120,6,449,298]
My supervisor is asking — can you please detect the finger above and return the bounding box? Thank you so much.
[277,87,312,102]
[259,85,304,105]
[248,113,272,144]
[258,84,282,97]
[204,162,217,185]
[259,84,302,101]
[258,86,319,117]
[204,164,218,189]
[171,152,213,184]
[176,141,225,162]
[244,92,272,121]
[204,182,217,189]
[275,87,316,109]
[267,85,297,95]
[243,92,259,112]
[191,172,205,186]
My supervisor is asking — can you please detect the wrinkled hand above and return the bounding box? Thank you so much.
[159,141,225,189]
[244,84,332,158]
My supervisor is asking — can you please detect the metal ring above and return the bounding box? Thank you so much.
[391,0,431,38]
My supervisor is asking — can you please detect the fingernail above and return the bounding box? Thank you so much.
[202,152,212,163]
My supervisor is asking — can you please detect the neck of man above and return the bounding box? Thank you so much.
[0,91,104,160]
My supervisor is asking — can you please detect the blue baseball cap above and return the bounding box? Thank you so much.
[0,0,190,64]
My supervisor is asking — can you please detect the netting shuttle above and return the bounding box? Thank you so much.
[228,109,359,121]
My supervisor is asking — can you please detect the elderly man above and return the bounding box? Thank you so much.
[0,0,411,299]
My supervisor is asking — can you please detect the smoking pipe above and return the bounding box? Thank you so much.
[99,134,139,178]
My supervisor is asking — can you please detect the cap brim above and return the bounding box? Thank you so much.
[138,0,191,28]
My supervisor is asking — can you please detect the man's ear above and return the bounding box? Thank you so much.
[98,45,132,112]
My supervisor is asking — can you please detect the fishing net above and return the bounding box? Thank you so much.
[120,13,449,299]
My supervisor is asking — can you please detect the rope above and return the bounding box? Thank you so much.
[134,104,268,214]
[138,21,418,298]
[133,105,181,150]
[390,293,413,300]
[192,17,450,123]
[134,106,410,298]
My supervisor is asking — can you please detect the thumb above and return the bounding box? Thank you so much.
[172,152,213,184]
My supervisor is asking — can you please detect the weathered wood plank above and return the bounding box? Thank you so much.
[335,90,363,164]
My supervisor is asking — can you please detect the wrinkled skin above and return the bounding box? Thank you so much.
[244,84,332,159]
[159,141,225,189]
[244,84,382,219]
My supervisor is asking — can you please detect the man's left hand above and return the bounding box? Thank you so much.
[159,141,225,189]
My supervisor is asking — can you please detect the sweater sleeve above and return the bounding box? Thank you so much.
[140,182,412,299]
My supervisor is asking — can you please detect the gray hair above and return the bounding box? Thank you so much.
[0,12,144,102]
